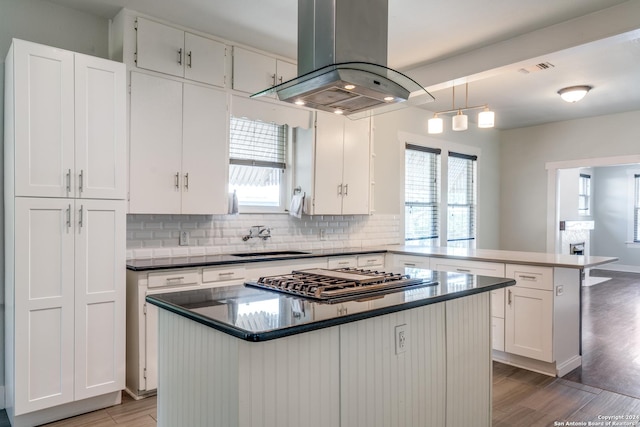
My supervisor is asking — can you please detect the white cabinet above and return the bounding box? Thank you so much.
[11,40,125,200]
[135,17,226,87]
[232,46,296,94]
[430,258,505,277]
[308,112,371,215]
[328,256,357,269]
[129,72,229,214]
[388,254,431,269]
[504,264,554,362]
[5,39,126,425]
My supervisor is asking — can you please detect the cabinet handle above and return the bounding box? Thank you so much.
[271,73,276,86]
[278,75,283,84]
[187,51,192,68]
[338,184,343,195]
[218,272,235,277]
[519,275,537,280]
[456,268,471,273]
[404,263,416,267]
[344,184,349,196]
[175,172,180,190]
[78,169,84,193]
[66,169,71,195]
[177,48,183,65]
[166,277,185,282]
[338,261,350,265]
[66,204,71,230]
[508,289,512,305]
[184,173,189,190]
[78,205,84,229]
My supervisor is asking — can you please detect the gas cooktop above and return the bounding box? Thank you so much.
[245,267,438,303]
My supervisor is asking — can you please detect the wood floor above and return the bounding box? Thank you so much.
[1,269,637,426]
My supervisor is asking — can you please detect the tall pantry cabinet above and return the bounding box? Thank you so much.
[4,39,126,426]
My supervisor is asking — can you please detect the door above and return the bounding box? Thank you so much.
[341,118,371,214]
[13,40,74,198]
[129,72,183,214]
[184,32,226,87]
[75,54,126,200]
[14,197,75,414]
[181,83,229,214]
[136,17,184,78]
[505,287,553,362]
[313,112,345,214]
[74,199,126,400]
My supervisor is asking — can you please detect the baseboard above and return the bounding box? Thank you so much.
[593,264,640,274]
[0,386,5,410]
[492,350,556,377]
[124,386,156,401]
[556,355,582,377]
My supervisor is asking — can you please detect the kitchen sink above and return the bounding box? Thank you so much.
[230,250,311,257]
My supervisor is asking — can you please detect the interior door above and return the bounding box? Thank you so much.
[129,72,183,214]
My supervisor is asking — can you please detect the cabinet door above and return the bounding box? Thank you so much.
[313,112,345,214]
[129,72,183,214]
[341,118,371,214]
[14,198,75,414]
[276,59,297,85]
[181,84,229,214]
[184,32,226,87]
[145,302,159,391]
[74,54,126,200]
[13,40,74,198]
[136,17,184,78]
[232,46,276,94]
[505,287,553,362]
[74,200,125,400]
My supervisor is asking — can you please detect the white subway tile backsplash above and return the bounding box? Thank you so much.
[126,213,401,259]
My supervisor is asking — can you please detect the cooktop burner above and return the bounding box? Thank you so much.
[245,267,437,303]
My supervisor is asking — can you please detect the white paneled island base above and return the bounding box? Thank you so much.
[155,292,491,427]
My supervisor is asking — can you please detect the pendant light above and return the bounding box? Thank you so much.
[427,83,495,134]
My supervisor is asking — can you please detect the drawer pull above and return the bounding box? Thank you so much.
[456,268,471,273]
[338,261,350,265]
[404,263,416,267]
[218,272,235,277]
[165,277,185,282]
[519,275,537,280]
[508,289,512,305]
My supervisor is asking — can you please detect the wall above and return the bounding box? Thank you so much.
[591,165,640,270]
[0,0,110,408]
[373,106,502,249]
[500,110,640,252]
[127,213,400,258]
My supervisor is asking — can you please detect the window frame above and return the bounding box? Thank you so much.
[447,151,477,248]
[578,173,591,216]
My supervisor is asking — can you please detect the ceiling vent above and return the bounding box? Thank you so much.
[518,62,555,74]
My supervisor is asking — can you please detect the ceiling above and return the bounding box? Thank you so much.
[45,0,640,130]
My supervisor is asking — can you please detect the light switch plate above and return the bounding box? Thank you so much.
[395,324,408,355]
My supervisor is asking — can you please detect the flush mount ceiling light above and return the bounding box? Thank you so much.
[428,83,494,134]
[557,85,592,103]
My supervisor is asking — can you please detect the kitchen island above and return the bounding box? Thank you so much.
[146,268,515,427]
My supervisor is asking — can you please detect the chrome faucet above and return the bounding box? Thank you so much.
[242,225,271,241]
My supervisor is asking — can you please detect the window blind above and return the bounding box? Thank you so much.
[405,144,440,245]
[229,117,287,169]
[448,153,476,246]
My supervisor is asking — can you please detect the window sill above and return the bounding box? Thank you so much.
[625,242,640,248]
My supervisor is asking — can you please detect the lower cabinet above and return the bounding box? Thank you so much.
[504,285,553,362]
[9,197,125,421]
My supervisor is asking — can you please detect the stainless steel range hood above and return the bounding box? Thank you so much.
[251,0,434,119]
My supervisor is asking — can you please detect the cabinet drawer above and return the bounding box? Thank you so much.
[431,259,505,277]
[148,269,199,288]
[357,254,385,268]
[393,255,430,269]
[202,266,246,283]
[328,257,357,269]
[506,264,553,291]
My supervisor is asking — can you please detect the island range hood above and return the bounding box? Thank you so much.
[251,0,434,119]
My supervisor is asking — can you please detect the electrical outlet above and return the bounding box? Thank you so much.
[179,231,189,246]
[319,229,326,240]
[395,324,408,355]
[556,285,564,296]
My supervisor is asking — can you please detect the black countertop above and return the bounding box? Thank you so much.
[146,267,515,342]
[127,247,387,271]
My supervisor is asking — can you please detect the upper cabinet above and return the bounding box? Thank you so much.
[8,39,126,200]
[232,46,297,95]
[129,72,229,215]
[295,112,372,215]
[135,17,226,87]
